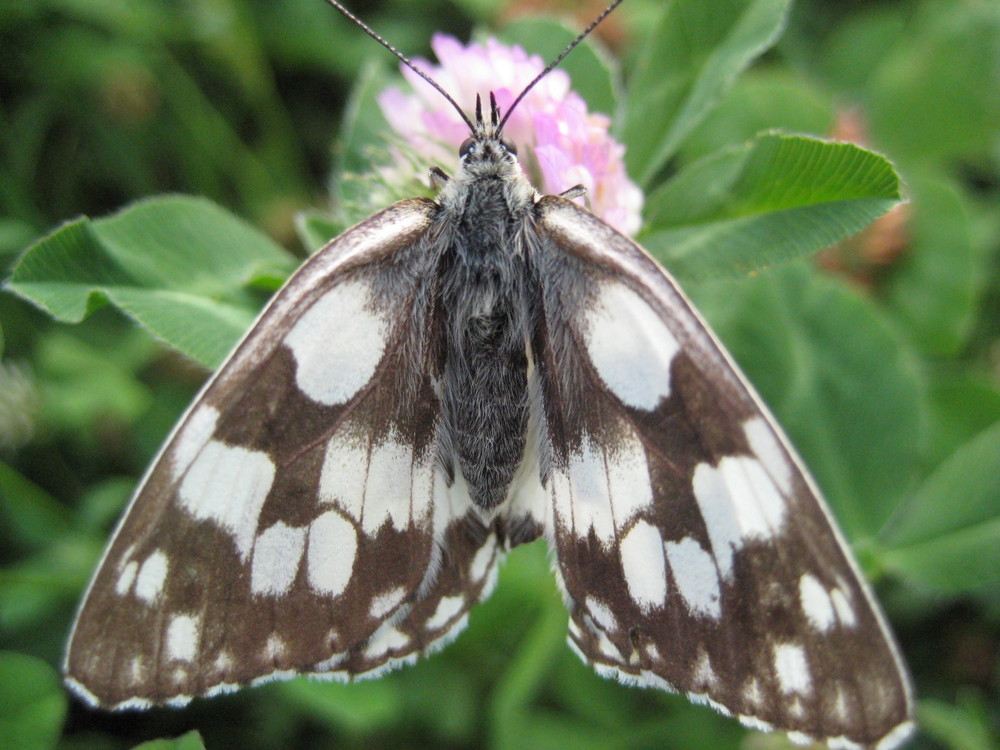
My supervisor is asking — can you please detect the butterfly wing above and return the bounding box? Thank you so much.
[64,199,500,708]
[530,197,913,748]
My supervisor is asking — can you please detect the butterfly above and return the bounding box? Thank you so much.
[64,1,914,747]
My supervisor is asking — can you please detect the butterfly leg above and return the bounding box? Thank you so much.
[559,185,586,199]
[430,167,451,189]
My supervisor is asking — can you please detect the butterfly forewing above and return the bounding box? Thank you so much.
[532,197,912,747]
[65,199,499,707]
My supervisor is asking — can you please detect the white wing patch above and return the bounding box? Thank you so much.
[251,522,307,596]
[179,440,276,561]
[619,520,668,611]
[773,643,812,696]
[583,280,680,410]
[170,405,220,480]
[370,586,407,619]
[549,470,573,534]
[585,596,619,633]
[665,536,722,620]
[692,456,787,578]
[306,510,357,597]
[742,416,794,495]
[284,280,388,406]
[361,430,415,534]
[431,464,475,540]
[319,426,369,520]
[564,430,652,545]
[165,614,201,663]
[506,413,550,529]
[363,622,410,661]
[831,586,858,628]
[606,429,654,522]
[115,560,138,596]
[321,425,435,533]
[469,534,497,584]
[692,649,718,689]
[569,436,614,543]
[798,573,837,632]
[426,595,465,631]
[134,550,169,603]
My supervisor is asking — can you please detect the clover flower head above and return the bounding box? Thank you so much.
[377,34,643,235]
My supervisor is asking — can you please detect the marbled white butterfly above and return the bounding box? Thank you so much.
[65,2,914,747]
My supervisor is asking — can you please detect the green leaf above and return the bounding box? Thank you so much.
[74,477,137,535]
[257,0,368,74]
[689,263,922,540]
[0,651,67,750]
[622,0,792,186]
[397,660,478,743]
[814,6,906,95]
[917,695,1000,750]
[279,677,403,733]
[0,461,72,552]
[498,17,619,117]
[642,133,901,281]
[675,69,835,165]
[130,730,207,750]
[865,3,1000,167]
[330,58,401,226]
[881,422,1000,596]
[8,196,296,368]
[0,358,37,454]
[0,536,102,632]
[0,218,37,259]
[489,593,569,750]
[36,330,153,437]
[22,0,176,40]
[295,209,343,255]
[884,174,977,357]
[492,712,617,750]
[925,375,1000,470]
[548,652,637,735]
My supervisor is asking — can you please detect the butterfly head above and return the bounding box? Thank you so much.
[456,93,520,174]
[437,91,535,212]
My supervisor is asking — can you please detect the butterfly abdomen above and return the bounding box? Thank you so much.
[439,198,534,511]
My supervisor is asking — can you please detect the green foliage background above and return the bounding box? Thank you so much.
[1,1,998,749]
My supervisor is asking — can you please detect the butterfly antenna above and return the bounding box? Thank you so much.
[498,0,624,131]
[322,0,475,132]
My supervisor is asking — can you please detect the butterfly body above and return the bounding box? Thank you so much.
[435,123,536,511]
[65,92,913,749]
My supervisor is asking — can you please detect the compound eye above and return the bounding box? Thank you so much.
[459,138,475,158]
[501,137,518,156]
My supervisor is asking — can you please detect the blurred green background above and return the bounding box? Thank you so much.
[1,0,998,749]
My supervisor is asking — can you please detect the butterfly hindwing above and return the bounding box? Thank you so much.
[64,199,498,708]
[532,197,913,747]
